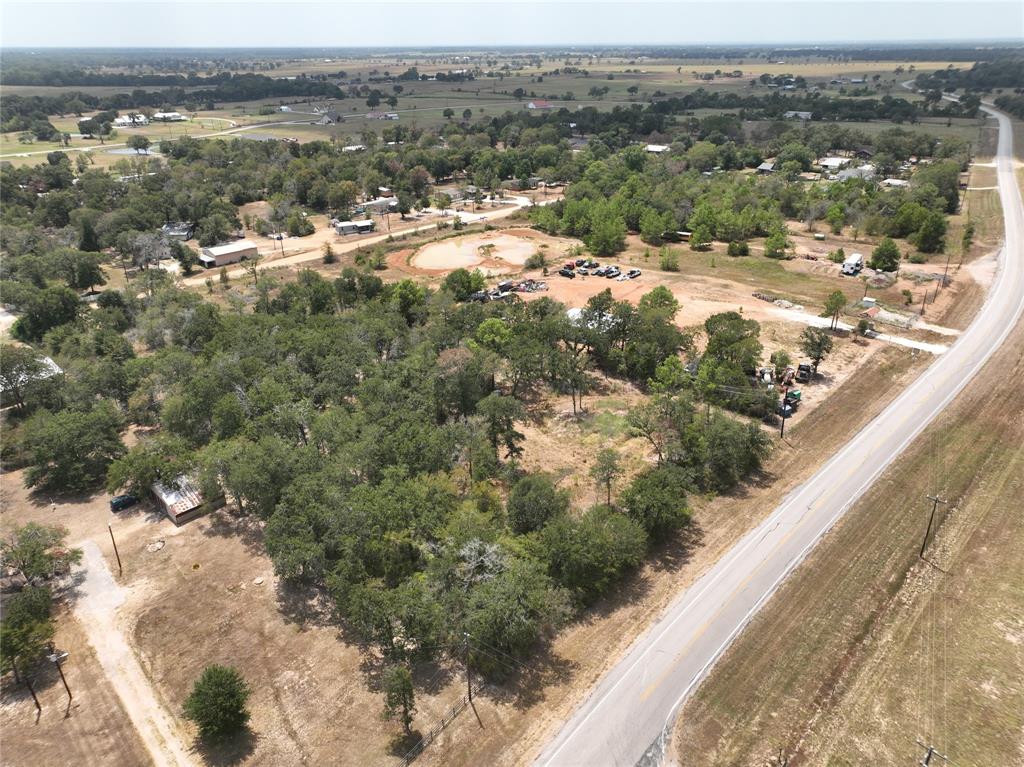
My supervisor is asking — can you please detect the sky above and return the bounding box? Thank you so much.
[1,0,1022,49]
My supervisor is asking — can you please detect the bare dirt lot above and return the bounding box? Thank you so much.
[400,228,577,276]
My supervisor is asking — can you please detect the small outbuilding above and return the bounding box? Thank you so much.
[199,240,258,269]
[645,144,670,154]
[756,160,776,174]
[152,476,224,525]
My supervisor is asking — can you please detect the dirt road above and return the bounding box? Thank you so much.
[181,195,554,285]
[73,541,196,767]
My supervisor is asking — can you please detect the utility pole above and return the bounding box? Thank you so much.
[48,647,72,702]
[920,494,948,559]
[108,523,122,576]
[916,740,950,766]
[463,632,484,728]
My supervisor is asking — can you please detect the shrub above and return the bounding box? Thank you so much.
[183,665,251,741]
[524,251,547,270]
[908,252,927,264]
[658,248,680,272]
[620,465,691,543]
[727,240,749,257]
[507,473,569,534]
[828,247,845,263]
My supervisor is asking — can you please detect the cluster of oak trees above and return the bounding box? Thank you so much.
[3,253,778,694]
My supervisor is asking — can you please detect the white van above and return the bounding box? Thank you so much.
[841,252,864,275]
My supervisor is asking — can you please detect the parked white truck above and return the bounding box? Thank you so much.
[841,252,864,275]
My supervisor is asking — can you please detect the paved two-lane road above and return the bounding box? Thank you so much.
[535,104,1024,766]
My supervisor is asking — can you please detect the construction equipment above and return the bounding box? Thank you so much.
[795,363,813,383]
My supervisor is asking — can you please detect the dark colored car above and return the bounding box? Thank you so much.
[558,268,576,278]
[575,258,587,267]
[110,494,139,513]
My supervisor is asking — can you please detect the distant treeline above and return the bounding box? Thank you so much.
[2,68,337,88]
[1,74,345,133]
[484,89,979,143]
[915,58,1024,92]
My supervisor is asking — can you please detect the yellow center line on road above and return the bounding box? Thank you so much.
[637,451,875,702]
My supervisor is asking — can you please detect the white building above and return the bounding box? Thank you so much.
[334,220,375,235]
[199,240,258,268]
[114,114,149,127]
[818,156,852,171]
[645,144,670,154]
[881,178,910,188]
[783,110,812,120]
[152,111,187,122]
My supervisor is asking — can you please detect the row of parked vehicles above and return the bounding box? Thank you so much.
[558,258,642,281]
[468,278,549,303]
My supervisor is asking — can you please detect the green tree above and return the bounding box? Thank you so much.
[23,402,124,493]
[689,224,712,251]
[106,434,195,498]
[381,664,416,735]
[799,326,834,375]
[620,465,691,543]
[183,665,252,741]
[914,211,947,254]
[763,231,788,259]
[476,392,524,459]
[539,505,646,604]
[463,557,569,674]
[507,473,569,534]
[586,203,626,256]
[826,203,845,234]
[0,344,49,411]
[442,268,486,301]
[0,524,81,584]
[821,290,848,331]
[126,135,151,154]
[590,447,622,506]
[869,237,901,272]
[0,586,54,677]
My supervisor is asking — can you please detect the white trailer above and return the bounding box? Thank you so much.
[841,252,864,275]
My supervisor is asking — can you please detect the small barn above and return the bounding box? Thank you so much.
[152,477,223,525]
[200,240,258,269]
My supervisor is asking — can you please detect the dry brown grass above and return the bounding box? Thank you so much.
[0,611,153,767]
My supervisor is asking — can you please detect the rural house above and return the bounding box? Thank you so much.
[334,220,375,235]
